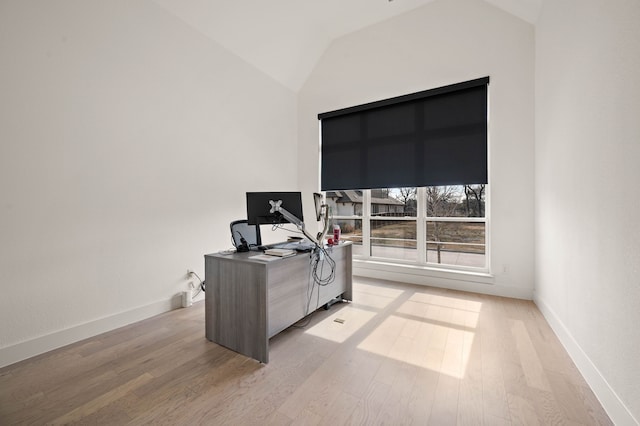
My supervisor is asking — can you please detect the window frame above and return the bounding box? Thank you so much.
[330,186,490,273]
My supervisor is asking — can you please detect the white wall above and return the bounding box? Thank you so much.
[535,0,640,423]
[298,0,535,299]
[0,0,298,367]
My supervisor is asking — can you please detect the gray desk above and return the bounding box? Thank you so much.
[204,242,352,363]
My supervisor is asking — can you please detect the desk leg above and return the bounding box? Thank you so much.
[205,257,269,363]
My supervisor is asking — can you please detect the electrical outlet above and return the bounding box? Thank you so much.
[182,290,193,308]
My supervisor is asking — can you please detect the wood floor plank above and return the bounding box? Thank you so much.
[404,319,434,368]
[458,378,484,426]
[265,410,294,426]
[321,390,360,424]
[51,372,153,424]
[346,379,390,425]
[342,351,382,399]
[375,363,417,424]
[528,387,568,425]
[291,407,322,425]
[509,319,552,392]
[429,373,460,425]
[0,279,613,425]
[404,368,438,424]
[577,383,615,426]
[506,391,540,426]
[481,332,512,423]
[546,369,596,425]
[457,332,483,426]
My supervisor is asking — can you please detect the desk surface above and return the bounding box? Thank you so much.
[207,241,350,261]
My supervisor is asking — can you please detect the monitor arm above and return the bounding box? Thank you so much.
[317,203,331,243]
[269,199,320,246]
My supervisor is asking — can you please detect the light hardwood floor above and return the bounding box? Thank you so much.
[0,278,612,425]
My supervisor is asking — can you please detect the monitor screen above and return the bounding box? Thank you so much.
[246,192,304,225]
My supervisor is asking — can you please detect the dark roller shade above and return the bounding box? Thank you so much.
[319,77,489,191]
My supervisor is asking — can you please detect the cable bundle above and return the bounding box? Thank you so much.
[310,246,336,287]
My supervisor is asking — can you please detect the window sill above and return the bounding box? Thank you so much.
[353,257,494,285]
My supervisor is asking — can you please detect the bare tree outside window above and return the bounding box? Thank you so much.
[394,188,417,216]
[464,184,485,217]
[426,186,460,263]
[426,186,459,217]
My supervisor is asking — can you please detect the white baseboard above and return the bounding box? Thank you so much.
[0,295,185,369]
[534,295,639,426]
[354,261,533,300]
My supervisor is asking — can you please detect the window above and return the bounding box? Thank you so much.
[326,190,364,256]
[319,78,489,272]
[370,188,417,261]
[329,186,487,270]
[425,185,486,269]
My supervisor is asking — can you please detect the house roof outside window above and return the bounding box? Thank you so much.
[326,190,404,206]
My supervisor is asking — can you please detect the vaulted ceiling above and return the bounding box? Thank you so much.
[152,0,542,91]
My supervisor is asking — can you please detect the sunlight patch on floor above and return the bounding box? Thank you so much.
[357,292,482,379]
[352,282,404,310]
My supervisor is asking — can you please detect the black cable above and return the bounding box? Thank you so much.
[292,246,337,329]
[271,223,285,232]
[271,223,306,238]
[310,246,336,286]
[190,271,205,294]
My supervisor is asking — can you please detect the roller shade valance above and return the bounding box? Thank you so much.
[319,77,489,191]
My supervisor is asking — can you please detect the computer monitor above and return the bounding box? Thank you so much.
[246,192,304,225]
